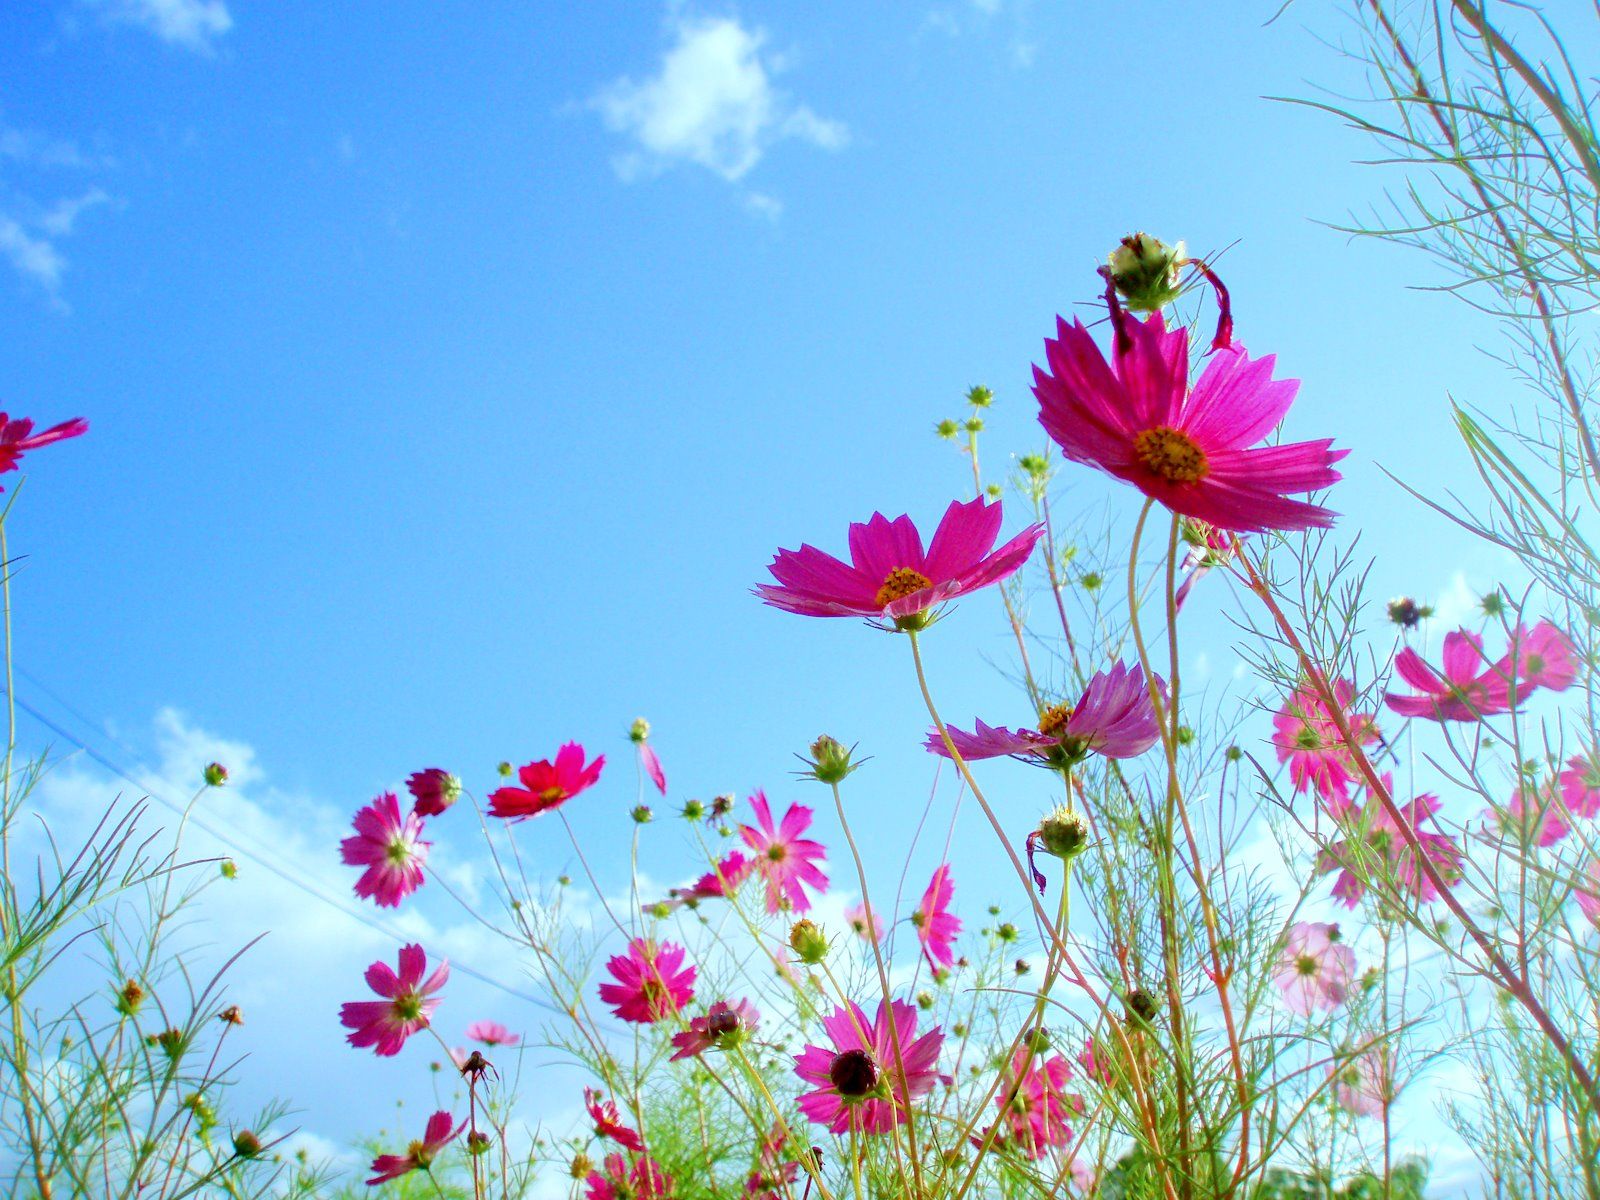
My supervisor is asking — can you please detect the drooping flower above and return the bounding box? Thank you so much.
[585,1153,674,1200]
[670,998,758,1061]
[584,1088,645,1153]
[793,999,945,1134]
[754,496,1043,628]
[665,851,754,909]
[1560,754,1600,819]
[340,943,448,1057]
[1271,679,1380,814]
[1272,922,1356,1015]
[845,901,884,942]
[912,864,961,971]
[406,768,461,817]
[339,793,429,908]
[1503,621,1581,693]
[630,718,668,796]
[488,743,605,819]
[598,938,695,1024]
[1492,781,1570,848]
[1329,1046,1391,1118]
[1384,630,1528,722]
[739,791,829,914]
[465,1020,519,1047]
[366,1110,461,1185]
[981,1048,1081,1159]
[1573,862,1600,930]
[0,413,88,486]
[1174,519,1237,610]
[1032,312,1346,533]
[1318,785,1462,909]
[927,662,1163,770]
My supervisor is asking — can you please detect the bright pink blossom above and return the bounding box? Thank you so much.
[794,999,945,1134]
[1318,787,1462,909]
[739,791,829,914]
[585,1088,645,1153]
[488,743,604,819]
[744,1126,800,1200]
[666,851,754,909]
[1272,679,1380,814]
[981,1048,1081,1159]
[598,938,695,1024]
[1384,630,1527,722]
[340,943,448,1057]
[1504,621,1581,693]
[912,864,961,971]
[406,768,461,817]
[755,496,1043,625]
[1330,1046,1390,1118]
[1492,782,1570,848]
[0,413,88,486]
[928,662,1163,769]
[339,793,429,908]
[1272,922,1355,1015]
[366,1110,461,1185]
[585,1154,673,1200]
[845,901,884,942]
[670,998,758,1061]
[465,1020,519,1047]
[1560,754,1600,819]
[1032,312,1346,533]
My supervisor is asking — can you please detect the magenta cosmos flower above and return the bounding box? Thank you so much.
[340,943,448,1057]
[1504,620,1581,692]
[1272,679,1380,814]
[670,998,759,1061]
[739,791,829,914]
[928,662,1163,771]
[846,901,884,942]
[1033,312,1346,533]
[794,999,945,1134]
[0,413,88,486]
[464,1019,519,1047]
[340,793,429,908]
[367,1110,461,1185]
[1560,754,1600,819]
[755,496,1043,628]
[1273,922,1355,1015]
[1491,782,1570,848]
[1384,629,1527,722]
[598,938,695,1024]
[1318,784,1462,909]
[489,742,605,819]
[744,1126,801,1200]
[406,768,461,817]
[1330,1046,1390,1118]
[664,850,754,910]
[912,864,961,971]
[586,1154,674,1200]
[585,1088,645,1153]
[982,1048,1081,1159]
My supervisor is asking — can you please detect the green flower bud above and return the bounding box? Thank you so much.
[935,419,960,439]
[629,717,651,743]
[800,735,860,784]
[231,1130,262,1159]
[631,805,653,824]
[202,762,228,787]
[1036,806,1090,860]
[1106,233,1186,312]
[788,919,829,965]
[966,385,994,408]
[681,798,705,820]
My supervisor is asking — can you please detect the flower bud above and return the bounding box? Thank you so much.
[116,979,145,1016]
[1106,233,1186,312]
[220,859,237,880]
[496,761,514,777]
[232,1130,262,1159]
[1036,807,1090,860]
[630,717,651,744]
[1386,596,1432,628]
[467,1131,493,1157]
[203,762,228,787]
[710,794,734,818]
[801,735,859,785]
[570,1153,594,1179]
[788,919,828,965]
[631,805,653,824]
[966,385,994,408]
[1481,591,1505,617]
[1124,988,1160,1025]
[935,418,960,440]
[217,1005,243,1026]
[681,798,705,820]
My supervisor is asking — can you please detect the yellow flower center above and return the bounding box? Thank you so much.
[1036,704,1072,738]
[539,785,565,803]
[1134,426,1209,483]
[875,567,933,608]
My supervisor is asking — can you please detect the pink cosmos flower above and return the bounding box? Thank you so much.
[912,864,961,971]
[739,791,829,914]
[670,998,759,1061]
[1330,1046,1390,1118]
[584,1088,645,1153]
[0,413,88,486]
[1273,922,1356,1015]
[1032,312,1346,533]
[598,938,695,1024]
[488,743,605,819]
[665,851,754,909]
[980,1048,1080,1159]
[406,768,461,817]
[1504,621,1581,692]
[1573,862,1600,930]
[465,1019,519,1047]
[1077,1038,1113,1086]
[1560,754,1600,819]
[1318,786,1462,909]
[339,793,429,908]
[1384,629,1527,722]
[1492,782,1570,848]
[1272,679,1380,814]
[755,496,1043,626]
[928,662,1163,770]
[744,1126,801,1200]
[794,999,945,1134]
[846,901,884,942]
[366,1110,461,1185]
[340,943,448,1057]
[585,1154,674,1200]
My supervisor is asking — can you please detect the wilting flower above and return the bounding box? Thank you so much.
[1032,312,1346,533]
[845,901,884,942]
[584,1088,645,1153]
[1573,862,1600,930]
[1174,519,1236,610]
[670,998,758,1061]
[464,1020,519,1047]
[927,662,1163,770]
[981,1048,1081,1158]
[794,999,945,1134]
[1318,786,1462,908]
[406,768,461,817]
[0,413,88,485]
[912,864,961,971]
[367,1110,461,1185]
[1330,1046,1391,1118]
[1560,754,1600,819]
[339,792,429,908]
[1272,922,1355,1015]
[1384,629,1527,722]
[739,791,829,914]
[754,496,1043,628]
[1492,781,1570,848]
[665,851,754,909]
[598,938,695,1024]
[488,743,605,819]
[340,943,448,1056]
[1271,679,1380,813]
[630,718,668,796]
[585,1154,674,1200]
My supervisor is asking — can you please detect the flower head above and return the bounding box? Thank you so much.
[407,768,461,817]
[488,743,604,819]
[845,901,884,942]
[0,413,88,486]
[666,851,754,909]
[339,793,429,908]
[1384,630,1528,722]
[1504,620,1581,693]
[1560,754,1600,819]
[1271,679,1380,814]
[738,791,829,914]
[465,1020,520,1047]
[585,1088,645,1153]
[755,496,1043,630]
[598,938,695,1024]
[1330,1046,1391,1118]
[340,943,448,1056]
[585,1154,674,1200]
[1032,313,1345,533]
[1492,780,1570,848]
[794,999,945,1134]
[670,998,759,1061]
[981,1048,1081,1159]
[367,1110,461,1185]
[1318,786,1462,909]
[912,864,962,971]
[1272,922,1355,1015]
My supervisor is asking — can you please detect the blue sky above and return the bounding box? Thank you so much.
[0,0,1527,1179]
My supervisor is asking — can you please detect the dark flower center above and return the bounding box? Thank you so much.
[1294,727,1322,751]
[829,1048,879,1098]
[707,1007,740,1038]
[1134,426,1209,483]
[875,567,933,608]
[1295,954,1320,978]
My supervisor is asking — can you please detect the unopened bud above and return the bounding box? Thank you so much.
[629,718,651,744]
[570,1153,594,1179]
[232,1130,262,1159]
[467,1131,493,1156]
[788,919,828,965]
[935,418,960,440]
[116,979,145,1016]
[1106,233,1186,312]
[217,1005,243,1026]
[631,805,653,824]
[203,762,228,787]
[1386,596,1432,628]
[1036,807,1090,860]
[966,385,994,409]
[802,735,859,785]
[681,798,705,820]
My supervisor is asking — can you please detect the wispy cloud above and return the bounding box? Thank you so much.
[923,0,1037,68]
[589,11,847,211]
[90,0,233,53]
[0,112,116,310]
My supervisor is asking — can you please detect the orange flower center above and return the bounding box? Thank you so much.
[875,567,933,608]
[1134,426,1209,483]
[1037,704,1072,738]
[539,785,566,803]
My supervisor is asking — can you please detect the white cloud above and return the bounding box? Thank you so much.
[0,215,67,297]
[93,0,233,52]
[590,11,847,202]
[0,114,115,308]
